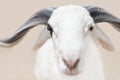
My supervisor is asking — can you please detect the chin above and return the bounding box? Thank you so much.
[64,69,80,75]
[60,67,84,76]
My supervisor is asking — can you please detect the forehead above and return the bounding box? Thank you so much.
[48,5,93,28]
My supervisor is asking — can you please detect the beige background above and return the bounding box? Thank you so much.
[0,0,120,80]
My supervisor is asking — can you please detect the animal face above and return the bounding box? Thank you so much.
[0,5,119,76]
[48,6,95,75]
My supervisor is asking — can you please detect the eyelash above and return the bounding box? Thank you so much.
[89,26,94,31]
[47,24,53,36]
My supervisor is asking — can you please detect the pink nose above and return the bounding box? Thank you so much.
[62,57,80,70]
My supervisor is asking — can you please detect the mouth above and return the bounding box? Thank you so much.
[65,68,79,75]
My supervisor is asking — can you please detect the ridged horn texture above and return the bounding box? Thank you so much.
[0,7,56,47]
[84,6,120,32]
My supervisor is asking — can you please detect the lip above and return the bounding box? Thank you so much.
[65,68,79,75]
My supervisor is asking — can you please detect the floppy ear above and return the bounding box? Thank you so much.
[91,26,114,51]
[33,28,51,50]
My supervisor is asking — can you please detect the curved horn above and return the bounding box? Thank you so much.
[0,7,57,47]
[84,6,120,32]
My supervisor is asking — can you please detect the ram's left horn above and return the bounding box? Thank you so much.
[0,7,57,47]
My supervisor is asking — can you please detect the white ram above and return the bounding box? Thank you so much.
[0,5,120,80]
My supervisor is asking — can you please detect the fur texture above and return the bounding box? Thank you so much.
[1,5,120,80]
[35,5,105,80]
[35,38,105,80]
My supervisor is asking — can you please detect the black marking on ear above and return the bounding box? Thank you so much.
[47,24,53,36]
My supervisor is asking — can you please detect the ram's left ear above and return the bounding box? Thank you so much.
[91,26,114,51]
[33,28,51,50]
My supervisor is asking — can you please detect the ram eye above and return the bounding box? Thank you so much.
[89,26,94,31]
[47,24,53,36]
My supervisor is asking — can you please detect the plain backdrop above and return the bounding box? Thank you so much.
[0,0,120,80]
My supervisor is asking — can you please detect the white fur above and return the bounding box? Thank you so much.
[35,39,105,80]
[34,5,105,80]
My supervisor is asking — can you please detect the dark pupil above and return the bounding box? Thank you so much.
[47,24,53,36]
[89,26,94,31]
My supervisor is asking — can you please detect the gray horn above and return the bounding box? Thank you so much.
[0,7,56,47]
[84,6,120,32]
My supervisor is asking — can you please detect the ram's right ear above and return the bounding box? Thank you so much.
[33,28,51,50]
[91,27,115,51]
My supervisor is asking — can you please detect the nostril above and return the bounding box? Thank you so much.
[73,58,80,69]
[62,58,80,70]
